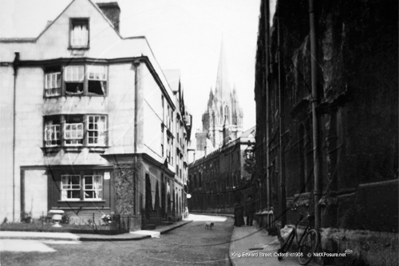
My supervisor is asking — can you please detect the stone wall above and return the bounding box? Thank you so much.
[321,228,398,266]
[113,162,141,230]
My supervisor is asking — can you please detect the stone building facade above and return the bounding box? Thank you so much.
[254,0,398,264]
[0,0,191,230]
[195,42,244,154]
[188,127,255,213]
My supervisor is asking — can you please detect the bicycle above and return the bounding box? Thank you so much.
[276,207,319,265]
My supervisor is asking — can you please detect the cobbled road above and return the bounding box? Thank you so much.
[1,214,234,266]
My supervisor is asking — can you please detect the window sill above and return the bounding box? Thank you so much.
[68,46,90,50]
[58,200,106,203]
[64,146,83,152]
[42,146,108,153]
[88,147,107,153]
[44,94,107,98]
[65,91,84,96]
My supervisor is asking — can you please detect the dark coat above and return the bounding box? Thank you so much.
[245,198,256,215]
[234,203,245,226]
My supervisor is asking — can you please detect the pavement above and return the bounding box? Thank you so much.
[228,220,320,266]
[1,214,320,265]
[0,219,192,242]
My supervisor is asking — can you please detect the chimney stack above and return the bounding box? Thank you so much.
[97,2,121,33]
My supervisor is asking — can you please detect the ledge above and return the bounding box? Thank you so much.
[41,146,108,153]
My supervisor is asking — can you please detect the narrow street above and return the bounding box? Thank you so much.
[1,214,234,266]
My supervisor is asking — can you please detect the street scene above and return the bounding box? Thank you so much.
[1,214,234,266]
[0,0,398,265]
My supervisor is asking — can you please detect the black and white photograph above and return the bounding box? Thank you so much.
[0,0,397,265]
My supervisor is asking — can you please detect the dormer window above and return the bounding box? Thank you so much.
[70,19,89,49]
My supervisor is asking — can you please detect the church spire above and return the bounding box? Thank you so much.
[215,39,230,103]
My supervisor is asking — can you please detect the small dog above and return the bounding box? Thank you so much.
[205,222,214,230]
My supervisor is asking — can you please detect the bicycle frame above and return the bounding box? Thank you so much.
[277,209,314,255]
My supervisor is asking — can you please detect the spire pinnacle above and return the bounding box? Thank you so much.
[215,39,230,103]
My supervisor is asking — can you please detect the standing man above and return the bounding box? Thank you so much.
[245,195,255,226]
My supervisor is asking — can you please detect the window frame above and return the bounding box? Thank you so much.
[61,173,104,201]
[64,65,85,95]
[44,64,108,98]
[86,115,107,146]
[44,71,62,97]
[43,114,108,149]
[87,65,107,96]
[44,123,61,147]
[83,175,103,200]
[61,175,82,201]
[64,122,84,146]
[69,18,90,49]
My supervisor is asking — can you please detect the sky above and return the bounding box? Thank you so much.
[0,0,276,146]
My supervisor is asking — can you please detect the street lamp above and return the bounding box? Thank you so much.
[244,141,255,160]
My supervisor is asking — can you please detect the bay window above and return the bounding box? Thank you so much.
[43,114,107,148]
[44,64,108,98]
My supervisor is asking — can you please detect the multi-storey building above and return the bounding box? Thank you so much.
[0,0,191,230]
[254,0,398,264]
[189,127,255,213]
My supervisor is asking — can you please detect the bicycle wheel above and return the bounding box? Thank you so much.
[297,229,319,265]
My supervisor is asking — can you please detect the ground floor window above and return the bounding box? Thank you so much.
[61,173,103,201]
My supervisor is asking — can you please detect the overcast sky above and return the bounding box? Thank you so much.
[0,0,277,145]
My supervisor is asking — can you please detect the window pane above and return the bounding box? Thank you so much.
[88,65,107,80]
[45,124,60,147]
[85,176,93,189]
[71,176,80,185]
[85,191,94,198]
[83,175,102,199]
[64,123,83,145]
[71,190,80,199]
[44,72,61,97]
[64,66,84,82]
[88,66,107,95]
[61,175,81,200]
[94,175,102,189]
[87,116,107,146]
[71,22,88,47]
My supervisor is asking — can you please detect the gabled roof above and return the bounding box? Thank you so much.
[0,0,122,43]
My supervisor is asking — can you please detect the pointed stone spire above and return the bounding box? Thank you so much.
[215,38,230,104]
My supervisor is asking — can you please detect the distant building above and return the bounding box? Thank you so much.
[0,0,191,229]
[195,41,244,155]
[188,127,255,212]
